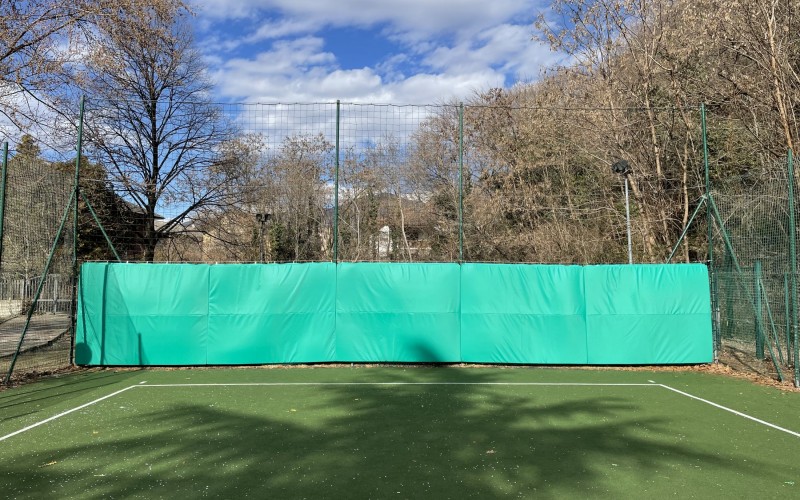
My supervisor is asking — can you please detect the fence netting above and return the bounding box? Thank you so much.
[76,101,705,266]
[0,150,75,382]
[5,99,800,385]
[704,105,799,383]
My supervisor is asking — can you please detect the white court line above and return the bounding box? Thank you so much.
[658,384,800,439]
[0,385,137,442]
[2,382,797,442]
[0,382,658,442]
[136,382,658,387]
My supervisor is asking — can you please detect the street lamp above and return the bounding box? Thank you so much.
[255,212,272,263]
[611,159,633,264]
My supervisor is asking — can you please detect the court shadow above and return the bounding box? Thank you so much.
[0,370,142,419]
[0,366,787,498]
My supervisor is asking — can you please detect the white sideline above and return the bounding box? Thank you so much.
[658,384,800,438]
[136,382,658,387]
[0,385,137,442]
[1,382,798,442]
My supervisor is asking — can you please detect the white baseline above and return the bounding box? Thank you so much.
[1,382,797,441]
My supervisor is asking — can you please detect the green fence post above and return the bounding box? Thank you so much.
[334,100,340,264]
[701,104,720,357]
[0,142,8,270]
[458,103,464,263]
[69,96,85,366]
[5,189,77,384]
[709,194,783,381]
[754,260,764,359]
[789,149,799,387]
[785,273,792,363]
[724,260,733,340]
[667,196,705,263]
[760,280,785,365]
[81,192,121,262]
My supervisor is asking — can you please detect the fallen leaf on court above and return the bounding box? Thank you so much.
[40,461,57,468]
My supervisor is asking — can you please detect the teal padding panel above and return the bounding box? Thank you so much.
[461,264,587,364]
[207,264,336,364]
[77,262,713,367]
[75,262,109,365]
[335,263,461,362]
[585,264,713,364]
[76,263,209,365]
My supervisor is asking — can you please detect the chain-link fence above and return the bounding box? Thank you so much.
[75,100,706,267]
[705,108,800,384]
[7,98,800,385]
[710,167,800,383]
[0,147,75,383]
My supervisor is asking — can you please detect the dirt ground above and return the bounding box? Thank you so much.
[3,344,799,392]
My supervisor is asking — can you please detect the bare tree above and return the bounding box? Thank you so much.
[0,0,187,140]
[79,5,238,261]
[264,134,332,261]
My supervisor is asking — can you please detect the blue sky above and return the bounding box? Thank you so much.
[190,0,559,104]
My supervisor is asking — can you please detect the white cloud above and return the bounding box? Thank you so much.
[424,24,558,82]
[192,0,540,39]
[244,18,320,43]
[213,35,513,104]
[192,0,558,105]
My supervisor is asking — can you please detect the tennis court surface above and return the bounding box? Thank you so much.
[1,367,798,498]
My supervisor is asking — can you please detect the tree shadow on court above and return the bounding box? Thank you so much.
[0,370,142,421]
[1,364,792,498]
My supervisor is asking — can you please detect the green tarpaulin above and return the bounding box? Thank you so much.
[75,262,713,366]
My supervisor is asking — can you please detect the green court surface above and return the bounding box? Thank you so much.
[0,367,798,498]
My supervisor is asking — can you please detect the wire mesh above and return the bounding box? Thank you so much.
[0,150,75,382]
[12,99,787,382]
[338,104,459,262]
[75,100,706,265]
[462,104,706,264]
[710,145,795,378]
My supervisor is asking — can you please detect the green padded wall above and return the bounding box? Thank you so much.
[335,263,461,362]
[461,264,587,364]
[75,262,713,366]
[76,263,209,365]
[584,264,713,364]
[207,264,336,364]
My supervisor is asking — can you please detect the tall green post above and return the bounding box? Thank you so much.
[458,103,464,262]
[788,149,799,386]
[754,260,764,359]
[69,96,85,365]
[785,273,792,360]
[334,100,340,263]
[0,142,8,270]
[701,104,720,356]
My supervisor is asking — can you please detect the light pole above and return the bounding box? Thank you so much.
[612,159,633,264]
[255,212,272,263]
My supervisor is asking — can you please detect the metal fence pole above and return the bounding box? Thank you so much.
[788,149,799,387]
[624,176,633,264]
[5,189,77,384]
[785,273,792,362]
[334,100,340,263]
[754,260,764,359]
[69,96,85,366]
[760,279,785,365]
[0,142,8,271]
[458,103,464,263]
[708,194,784,381]
[701,104,720,357]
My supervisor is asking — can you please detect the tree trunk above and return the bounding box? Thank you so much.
[397,194,412,261]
